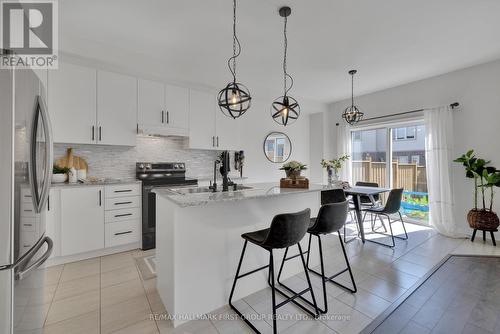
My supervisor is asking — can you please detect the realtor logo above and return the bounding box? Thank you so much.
[1,0,58,69]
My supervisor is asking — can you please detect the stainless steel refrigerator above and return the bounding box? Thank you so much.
[0,67,54,333]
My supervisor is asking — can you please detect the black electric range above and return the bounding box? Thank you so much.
[136,162,197,250]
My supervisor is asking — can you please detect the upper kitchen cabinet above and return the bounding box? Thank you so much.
[189,89,216,150]
[138,79,189,136]
[188,89,241,150]
[48,62,97,144]
[97,70,137,146]
[215,102,241,150]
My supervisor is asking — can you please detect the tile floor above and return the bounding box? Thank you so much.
[37,221,500,334]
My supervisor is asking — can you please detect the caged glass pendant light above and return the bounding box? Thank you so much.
[271,6,300,126]
[342,70,364,125]
[217,0,251,119]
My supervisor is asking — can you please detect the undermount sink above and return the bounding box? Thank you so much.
[170,185,253,195]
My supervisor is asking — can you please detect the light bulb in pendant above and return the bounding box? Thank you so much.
[230,90,240,105]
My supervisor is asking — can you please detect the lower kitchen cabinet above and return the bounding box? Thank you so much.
[43,183,142,263]
[60,186,105,256]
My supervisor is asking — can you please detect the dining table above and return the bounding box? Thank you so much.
[344,186,391,242]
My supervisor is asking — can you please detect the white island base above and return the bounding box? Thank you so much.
[155,184,325,327]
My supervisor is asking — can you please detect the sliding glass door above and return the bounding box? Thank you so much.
[351,122,429,224]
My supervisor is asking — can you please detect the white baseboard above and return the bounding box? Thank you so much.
[45,242,142,267]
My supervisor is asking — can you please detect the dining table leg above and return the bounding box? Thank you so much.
[352,195,365,243]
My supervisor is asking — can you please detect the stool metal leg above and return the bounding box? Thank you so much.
[471,229,477,242]
[491,231,497,246]
[269,250,277,334]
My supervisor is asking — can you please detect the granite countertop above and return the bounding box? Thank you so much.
[51,178,141,188]
[189,174,248,182]
[153,182,337,208]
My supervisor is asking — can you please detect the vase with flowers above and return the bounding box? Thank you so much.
[321,154,350,186]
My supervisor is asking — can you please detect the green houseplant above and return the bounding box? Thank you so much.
[280,161,307,179]
[52,165,70,183]
[454,150,500,230]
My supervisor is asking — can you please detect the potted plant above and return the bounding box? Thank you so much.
[280,161,307,179]
[52,165,70,183]
[454,150,500,230]
[321,154,350,185]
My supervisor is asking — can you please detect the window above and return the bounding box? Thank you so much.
[351,123,429,224]
[392,126,417,141]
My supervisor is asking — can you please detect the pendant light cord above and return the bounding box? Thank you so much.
[351,73,354,107]
[283,15,293,96]
[228,0,241,83]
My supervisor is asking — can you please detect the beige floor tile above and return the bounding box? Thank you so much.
[336,287,392,319]
[357,275,408,303]
[53,274,100,301]
[101,295,152,334]
[15,303,50,331]
[142,278,157,294]
[43,310,99,334]
[110,319,159,334]
[101,251,136,273]
[101,264,140,288]
[60,258,100,282]
[45,290,100,325]
[101,278,145,307]
[320,297,372,334]
[147,291,167,314]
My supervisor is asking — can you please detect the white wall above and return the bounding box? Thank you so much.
[314,59,500,235]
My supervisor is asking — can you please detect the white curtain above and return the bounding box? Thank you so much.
[424,106,463,237]
[336,124,352,183]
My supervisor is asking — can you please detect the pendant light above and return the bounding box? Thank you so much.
[342,70,364,125]
[217,0,251,119]
[271,6,300,126]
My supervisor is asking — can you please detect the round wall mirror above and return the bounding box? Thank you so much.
[263,132,292,163]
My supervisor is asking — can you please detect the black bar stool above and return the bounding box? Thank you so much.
[229,209,319,334]
[363,188,408,248]
[277,201,357,314]
[322,189,359,243]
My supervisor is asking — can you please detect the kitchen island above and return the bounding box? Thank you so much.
[153,183,332,326]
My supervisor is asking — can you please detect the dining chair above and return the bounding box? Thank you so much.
[362,188,408,248]
[354,181,386,233]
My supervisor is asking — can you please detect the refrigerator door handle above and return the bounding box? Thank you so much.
[29,95,53,213]
[15,236,53,280]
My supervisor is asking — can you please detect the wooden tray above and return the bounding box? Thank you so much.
[280,178,309,189]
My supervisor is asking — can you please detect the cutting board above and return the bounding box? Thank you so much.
[55,148,88,171]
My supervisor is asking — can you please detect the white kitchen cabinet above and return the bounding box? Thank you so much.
[48,62,97,144]
[138,79,189,136]
[165,84,189,131]
[97,71,137,146]
[44,188,61,258]
[189,89,217,150]
[215,105,241,150]
[60,186,104,256]
[189,89,241,150]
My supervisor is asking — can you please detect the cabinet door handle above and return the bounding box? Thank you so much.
[23,224,33,227]
[161,110,164,124]
[217,136,219,147]
[114,189,132,193]
[166,111,169,124]
[92,126,95,141]
[99,190,102,206]
[115,231,133,236]
[47,195,50,211]
[99,126,102,141]
[114,201,132,206]
[115,213,133,218]
[212,136,215,147]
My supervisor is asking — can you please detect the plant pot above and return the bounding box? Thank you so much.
[52,173,67,183]
[285,170,301,179]
[467,209,500,230]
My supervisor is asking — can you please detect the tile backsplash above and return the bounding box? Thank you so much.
[54,136,218,180]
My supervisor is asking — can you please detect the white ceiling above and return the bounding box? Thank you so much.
[60,0,500,105]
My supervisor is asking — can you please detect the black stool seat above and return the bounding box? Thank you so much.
[229,209,319,334]
[242,228,269,246]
